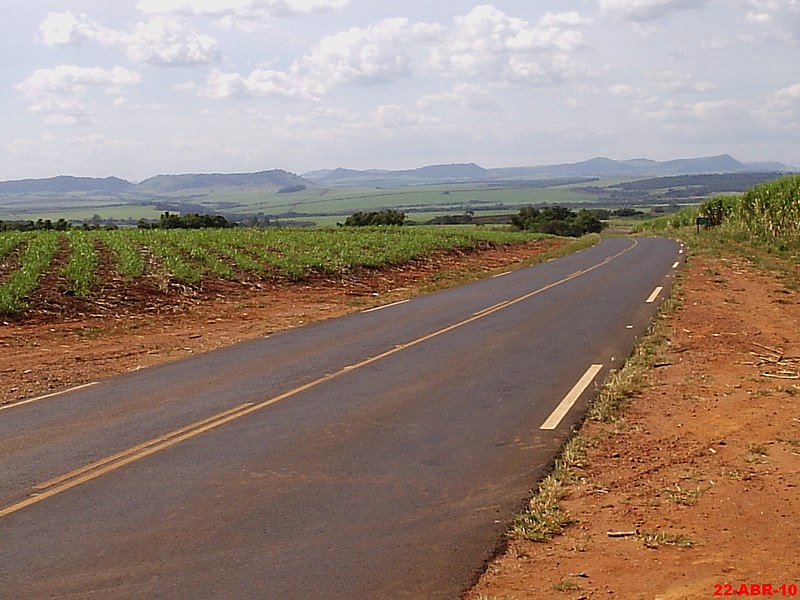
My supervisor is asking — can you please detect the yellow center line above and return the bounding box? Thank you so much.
[33,403,255,492]
[0,239,639,520]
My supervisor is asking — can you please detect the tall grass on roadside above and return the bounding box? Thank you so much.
[637,175,800,253]
[734,175,800,249]
[0,231,60,314]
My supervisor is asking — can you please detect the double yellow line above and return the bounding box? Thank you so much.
[0,239,638,520]
[0,403,255,519]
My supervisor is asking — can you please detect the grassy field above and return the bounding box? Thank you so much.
[0,181,623,225]
[0,226,548,316]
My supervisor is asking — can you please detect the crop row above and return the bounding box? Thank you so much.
[0,226,540,316]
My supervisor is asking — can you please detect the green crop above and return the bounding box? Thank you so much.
[0,226,546,316]
[95,230,145,279]
[0,231,60,314]
[61,231,98,297]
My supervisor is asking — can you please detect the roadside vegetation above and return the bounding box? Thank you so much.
[639,174,800,252]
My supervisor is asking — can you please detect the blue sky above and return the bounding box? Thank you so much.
[3,0,799,181]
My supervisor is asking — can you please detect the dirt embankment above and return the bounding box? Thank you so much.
[468,250,800,599]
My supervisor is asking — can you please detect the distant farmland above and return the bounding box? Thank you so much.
[0,171,788,226]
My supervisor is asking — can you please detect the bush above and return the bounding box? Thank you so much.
[512,206,603,237]
[343,210,407,226]
[139,212,235,229]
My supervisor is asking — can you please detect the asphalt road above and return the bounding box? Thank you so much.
[0,236,683,599]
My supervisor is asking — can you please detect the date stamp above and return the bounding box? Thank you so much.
[714,583,799,597]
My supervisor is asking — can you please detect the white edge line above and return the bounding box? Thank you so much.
[646,286,663,303]
[540,364,603,430]
[363,299,410,313]
[492,271,511,278]
[0,381,99,413]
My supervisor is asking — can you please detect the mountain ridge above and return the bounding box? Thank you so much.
[0,155,794,195]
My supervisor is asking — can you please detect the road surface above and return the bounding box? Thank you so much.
[0,236,683,599]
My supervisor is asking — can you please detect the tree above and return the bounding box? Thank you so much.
[344,210,406,226]
[512,205,604,237]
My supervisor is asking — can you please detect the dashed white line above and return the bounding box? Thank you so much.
[540,364,603,430]
[362,300,410,313]
[646,286,663,303]
[0,382,99,413]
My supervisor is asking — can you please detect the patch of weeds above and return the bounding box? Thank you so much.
[777,438,800,452]
[664,483,705,506]
[745,443,769,464]
[512,474,574,542]
[553,436,587,483]
[553,579,580,593]
[723,468,746,481]
[474,595,512,600]
[639,530,695,549]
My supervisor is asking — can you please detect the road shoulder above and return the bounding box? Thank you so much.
[467,248,800,598]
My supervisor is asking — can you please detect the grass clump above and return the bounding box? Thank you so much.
[639,530,695,549]
[512,474,573,542]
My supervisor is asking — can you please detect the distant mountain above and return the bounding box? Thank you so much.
[306,154,794,187]
[305,163,490,187]
[136,169,313,193]
[490,154,781,179]
[1,155,793,198]
[0,175,133,195]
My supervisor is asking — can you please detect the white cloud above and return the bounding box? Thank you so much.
[687,99,739,120]
[15,65,142,125]
[136,0,348,28]
[38,11,220,66]
[201,67,322,99]
[608,83,648,97]
[428,5,590,83]
[744,0,800,43]
[196,17,442,99]
[125,19,221,66]
[374,105,439,129]
[192,5,593,101]
[773,83,800,106]
[600,0,710,22]
[753,83,800,127]
[647,70,716,93]
[301,18,442,86]
[418,83,499,111]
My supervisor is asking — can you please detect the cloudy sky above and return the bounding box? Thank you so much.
[3,0,799,181]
